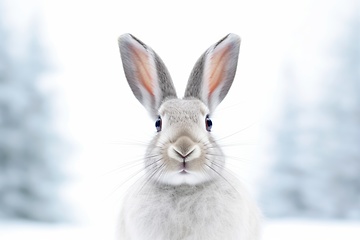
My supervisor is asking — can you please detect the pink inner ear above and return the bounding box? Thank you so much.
[208,45,230,96]
[130,45,155,96]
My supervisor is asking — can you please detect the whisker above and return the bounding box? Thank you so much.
[204,161,238,193]
[206,152,250,162]
[102,160,143,176]
[201,165,217,183]
[156,138,168,147]
[219,142,257,147]
[210,161,248,186]
[101,153,162,176]
[155,163,168,185]
[106,157,163,197]
[106,166,146,198]
[213,123,257,143]
[215,102,243,113]
[202,138,256,152]
[136,163,165,195]
[212,159,257,187]
[143,163,167,201]
[211,160,238,175]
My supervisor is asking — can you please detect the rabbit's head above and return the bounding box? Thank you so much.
[118,34,240,186]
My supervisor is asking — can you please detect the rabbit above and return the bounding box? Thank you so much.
[117,33,261,240]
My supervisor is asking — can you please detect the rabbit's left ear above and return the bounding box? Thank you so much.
[118,34,177,119]
[184,34,240,113]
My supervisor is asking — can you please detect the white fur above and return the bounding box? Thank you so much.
[118,34,261,240]
[119,173,261,240]
[118,99,262,239]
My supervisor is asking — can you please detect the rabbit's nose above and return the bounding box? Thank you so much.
[173,148,194,159]
[169,136,201,162]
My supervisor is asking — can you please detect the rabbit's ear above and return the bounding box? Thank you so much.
[184,34,240,113]
[118,34,177,119]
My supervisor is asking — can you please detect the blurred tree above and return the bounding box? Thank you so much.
[259,65,308,217]
[0,2,66,222]
[309,12,360,219]
[260,8,360,219]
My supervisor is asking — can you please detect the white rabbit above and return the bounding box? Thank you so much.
[117,33,261,240]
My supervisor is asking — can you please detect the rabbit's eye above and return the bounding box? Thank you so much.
[155,116,162,132]
[205,115,212,132]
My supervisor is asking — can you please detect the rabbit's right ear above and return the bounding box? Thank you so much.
[118,34,177,119]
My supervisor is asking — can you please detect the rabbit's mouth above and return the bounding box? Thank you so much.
[164,168,206,185]
[172,156,204,175]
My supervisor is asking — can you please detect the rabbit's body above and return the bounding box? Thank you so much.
[120,177,260,240]
[117,33,261,239]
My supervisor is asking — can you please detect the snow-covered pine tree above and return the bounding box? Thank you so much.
[0,1,65,222]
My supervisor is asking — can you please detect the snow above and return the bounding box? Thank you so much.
[263,220,360,240]
[0,221,115,240]
[1,220,359,240]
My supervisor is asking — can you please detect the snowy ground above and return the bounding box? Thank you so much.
[1,219,359,240]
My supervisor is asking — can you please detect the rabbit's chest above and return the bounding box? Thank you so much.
[124,185,242,240]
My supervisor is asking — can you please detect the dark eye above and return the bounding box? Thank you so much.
[205,115,212,132]
[155,116,162,132]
